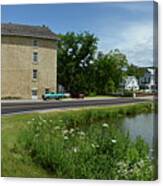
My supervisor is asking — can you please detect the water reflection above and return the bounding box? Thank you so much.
[118,113,158,158]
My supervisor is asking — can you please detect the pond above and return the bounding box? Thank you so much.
[118,113,158,157]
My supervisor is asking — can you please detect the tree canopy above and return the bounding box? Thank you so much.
[127,64,146,79]
[57,32,129,95]
[57,32,98,94]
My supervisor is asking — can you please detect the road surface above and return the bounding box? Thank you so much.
[1,98,150,115]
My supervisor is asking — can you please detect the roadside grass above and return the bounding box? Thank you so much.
[1,102,156,179]
[1,114,50,177]
[62,95,119,101]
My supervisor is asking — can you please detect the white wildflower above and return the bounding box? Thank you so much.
[54,126,60,130]
[27,121,31,125]
[35,133,39,138]
[63,129,69,135]
[73,147,78,153]
[91,144,96,148]
[38,122,42,126]
[96,144,100,148]
[79,131,85,136]
[69,128,75,134]
[102,123,109,128]
[111,139,117,143]
[64,136,69,140]
[32,118,35,121]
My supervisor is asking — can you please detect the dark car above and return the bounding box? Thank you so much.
[70,92,85,99]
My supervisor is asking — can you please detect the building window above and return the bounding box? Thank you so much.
[32,69,38,79]
[45,88,49,94]
[33,52,38,62]
[32,89,37,96]
[33,40,38,47]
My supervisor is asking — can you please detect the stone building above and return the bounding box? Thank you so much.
[1,23,58,99]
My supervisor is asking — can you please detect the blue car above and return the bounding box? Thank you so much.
[42,92,65,100]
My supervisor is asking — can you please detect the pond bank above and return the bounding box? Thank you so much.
[2,102,157,180]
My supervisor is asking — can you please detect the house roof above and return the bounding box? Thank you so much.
[147,68,155,75]
[1,23,59,41]
[123,76,137,84]
[124,76,137,81]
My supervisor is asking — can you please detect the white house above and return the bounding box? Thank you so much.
[139,68,156,92]
[121,76,139,91]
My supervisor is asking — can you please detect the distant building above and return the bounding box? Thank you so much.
[1,23,59,99]
[120,76,139,91]
[139,68,157,92]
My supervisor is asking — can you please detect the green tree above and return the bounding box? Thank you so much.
[94,49,128,95]
[57,32,98,94]
[127,64,146,79]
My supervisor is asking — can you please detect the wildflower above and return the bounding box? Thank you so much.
[27,121,31,125]
[35,133,39,138]
[54,126,60,130]
[32,118,35,121]
[38,122,42,126]
[64,136,69,140]
[49,120,53,122]
[111,139,117,143]
[71,133,75,137]
[91,143,96,148]
[69,128,74,134]
[63,129,69,135]
[102,123,109,128]
[79,131,85,136]
[96,144,100,148]
[73,147,78,153]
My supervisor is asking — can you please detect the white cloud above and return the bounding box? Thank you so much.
[119,22,153,66]
[98,22,154,67]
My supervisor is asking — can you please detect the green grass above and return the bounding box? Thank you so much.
[1,114,50,177]
[1,102,156,179]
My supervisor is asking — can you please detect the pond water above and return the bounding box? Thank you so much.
[118,113,158,156]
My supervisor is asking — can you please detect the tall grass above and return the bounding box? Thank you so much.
[19,103,155,180]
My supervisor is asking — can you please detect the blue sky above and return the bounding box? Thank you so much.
[1,1,154,66]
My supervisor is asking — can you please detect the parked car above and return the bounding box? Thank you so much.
[70,92,85,99]
[42,92,65,100]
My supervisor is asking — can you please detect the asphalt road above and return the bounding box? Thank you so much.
[1,98,150,115]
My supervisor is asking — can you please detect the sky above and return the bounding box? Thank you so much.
[1,1,155,67]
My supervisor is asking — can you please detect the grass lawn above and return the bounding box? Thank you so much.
[1,102,155,179]
[1,113,50,177]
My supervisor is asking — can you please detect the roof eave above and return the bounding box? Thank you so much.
[1,33,60,42]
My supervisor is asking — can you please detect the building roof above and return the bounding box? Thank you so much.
[1,23,59,41]
[122,76,137,85]
[124,76,137,81]
[147,68,155,75]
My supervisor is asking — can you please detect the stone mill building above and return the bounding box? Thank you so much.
[1,23,58,99]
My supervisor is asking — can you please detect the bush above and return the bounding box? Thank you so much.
[88,92,97,97]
